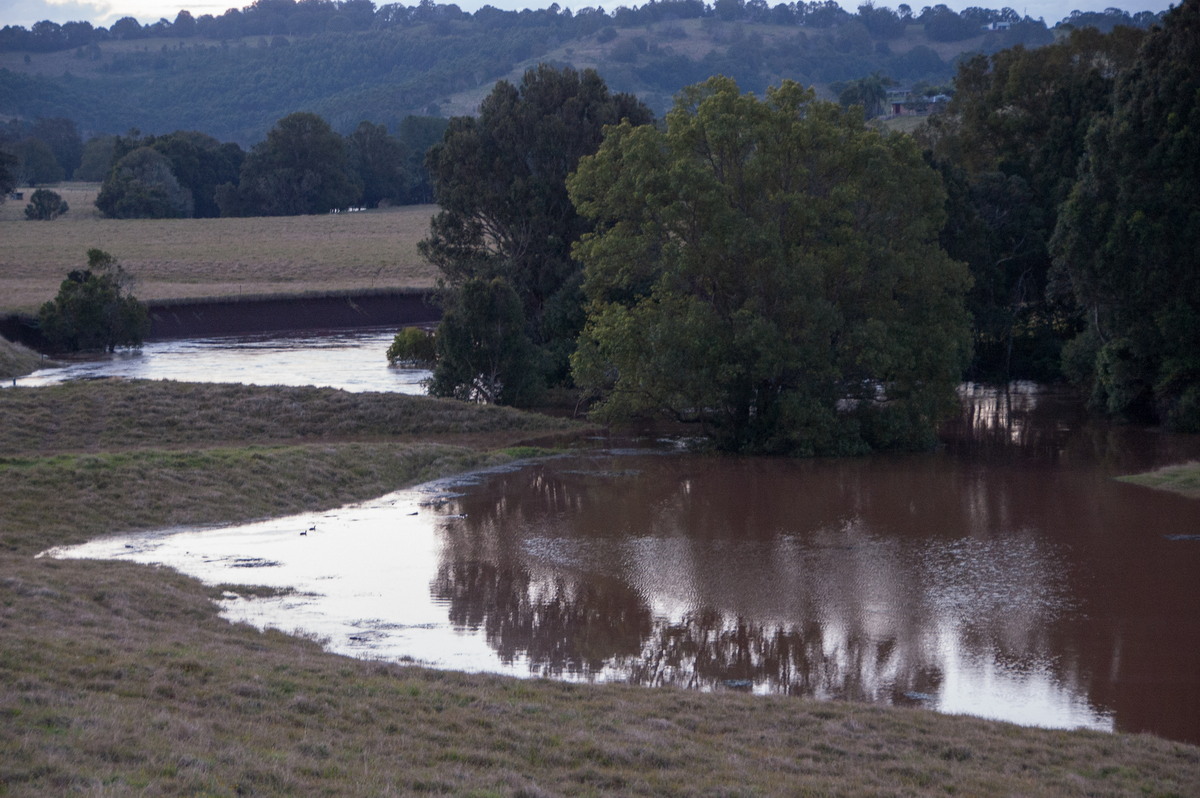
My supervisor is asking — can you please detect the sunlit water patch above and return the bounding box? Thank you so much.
[8,328,428,393]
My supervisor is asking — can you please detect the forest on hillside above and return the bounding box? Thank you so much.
[0,0,1164,143]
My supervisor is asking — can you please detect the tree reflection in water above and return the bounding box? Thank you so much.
[424,382,1200,738]
[431,561,652,676]
[431,541,958,702]
[429,446,1082,718]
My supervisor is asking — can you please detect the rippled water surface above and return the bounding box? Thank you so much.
[10,328,428,393]
[48,380,1200,744]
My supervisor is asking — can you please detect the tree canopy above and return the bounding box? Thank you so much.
[24,188,68,220]
[347,121,408,209]
[38,249,150,352]
[427,277,540,406]
[918,26,1146,380]
[421,64,652,398]
[219,111,361,216]
[0,148,15,200]
[95,130,243,219]
[568,77,971,454]
[95,146,194,219]
[1050,0,1200,429]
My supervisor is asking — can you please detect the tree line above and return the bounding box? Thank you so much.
[415,0,1199,452]
[7,0,1155,54]
[0,111,446,219]
[0,3,1163,147]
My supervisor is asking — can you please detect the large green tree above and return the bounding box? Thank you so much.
[568,77,971,455]
[919,26,1146,381]
[347,121,407,208]
[95,146,194,219]
[12,138,63,185]
[150,130,244,218]
[833,72,894,119]
[421,64,652,395]
[29,117,83,179]
[221,111,361,216]
[396,115,449,203]
[1051,0,1200,428]
[75,135,118,182]
[96,131,243,219]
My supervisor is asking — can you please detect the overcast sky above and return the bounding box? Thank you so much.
[3,0,1176,32]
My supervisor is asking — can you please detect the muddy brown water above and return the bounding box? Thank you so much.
[48,377,1200,744]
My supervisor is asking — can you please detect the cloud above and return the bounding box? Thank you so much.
[5,0,118,27]
[3,0,233,27]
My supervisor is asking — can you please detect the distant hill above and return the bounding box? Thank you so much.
[0,2,1164,144]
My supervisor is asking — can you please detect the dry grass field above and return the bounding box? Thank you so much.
[2,380,1199,796]
[0,185,439,314]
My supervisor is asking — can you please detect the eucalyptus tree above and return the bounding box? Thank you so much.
[1051,0,1200,429]
[421,64,652,400]
[919,26,1146,380]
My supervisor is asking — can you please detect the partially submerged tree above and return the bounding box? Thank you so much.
[427,277,539,405]
[919,27,1146,381]
[569,77,971,455]
[38,249,150,352]
[1051,0,1200,429]
[421,64,652,397]
[386,326,436,366]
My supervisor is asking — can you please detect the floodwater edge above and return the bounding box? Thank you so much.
[5,382,1200,794]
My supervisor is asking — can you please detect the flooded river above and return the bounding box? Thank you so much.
[48,376,1200,744]
[8,328,429,393]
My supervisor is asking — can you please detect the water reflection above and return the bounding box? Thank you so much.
[430,454,1111,732]
[7,328,428,394]
[48,384,1200,744]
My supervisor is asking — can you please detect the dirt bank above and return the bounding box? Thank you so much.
[0,288,440,350]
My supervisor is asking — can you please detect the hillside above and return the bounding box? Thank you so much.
[0,1,1067,144]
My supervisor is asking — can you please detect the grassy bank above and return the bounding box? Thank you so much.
[0,185,439,314]
[1117,461,1200,499]
[0,335,45,380]
[0,381,581,554]
[2,382,1200,796]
